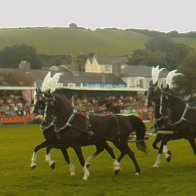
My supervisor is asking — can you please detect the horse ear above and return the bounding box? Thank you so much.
[166,84,169,90]
[149,80,153,87]
[36,87,42,93]
[43,90,50,97]
[154,81,158,86]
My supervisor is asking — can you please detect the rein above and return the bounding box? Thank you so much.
[53,111,147,142]
[161,90,196,126]
[54,112,77,133]
[41,119,56,132]
[54,111,117,140]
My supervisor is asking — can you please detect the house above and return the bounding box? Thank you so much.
[84,55,128,76]
[0,68,127,89]
[121,65,168,90]
[28,70,127,89]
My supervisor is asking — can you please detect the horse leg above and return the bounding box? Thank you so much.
[85,142,119,173]
[152,134,162,150]
[31,141,47,169]
[152,134,171,161]
[112,141,126,172]
[153,136,170,167]
[114,141,141,175]
[163,144,172,162]
[45,147,55,169]
[187,137,196,155]
[73,146,89,181]
[153,137,164,168]
[124,144,141,175]
[85,145,104,168]
[60,148,76,176]
[103,142,120,175]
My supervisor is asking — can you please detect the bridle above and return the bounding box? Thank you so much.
[160,89,196,126]
[146,85,169,129]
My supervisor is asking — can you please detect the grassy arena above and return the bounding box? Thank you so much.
[0,124,195,196]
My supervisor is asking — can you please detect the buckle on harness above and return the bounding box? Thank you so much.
[88,130,94,136]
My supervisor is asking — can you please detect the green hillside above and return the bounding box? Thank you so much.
[0,27,149,56]
[0,27,196,56]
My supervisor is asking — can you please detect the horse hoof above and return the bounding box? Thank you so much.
[70,172,76,176]
[166,151,172,162]
[31,163,36,170]
[135,172,140,176]
[82,176,88,181]
[50,162,56,170]
[31,165,36,170]
[152,164,159,168]
[114,169,120,175]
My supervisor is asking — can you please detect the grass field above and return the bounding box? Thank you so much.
[0,124,196,196]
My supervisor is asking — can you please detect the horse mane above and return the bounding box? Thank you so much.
[167,90,186,122]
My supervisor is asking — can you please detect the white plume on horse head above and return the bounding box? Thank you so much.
[166,70,183,88]
[50,73,63,93]
[42,72,53,92]
[41,72,63,93]
[151,65,165,85]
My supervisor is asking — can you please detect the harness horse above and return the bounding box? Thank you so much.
[42,92,147,180]
[146,83,196,167]
[159,87,196,154]
[31,88,76,176]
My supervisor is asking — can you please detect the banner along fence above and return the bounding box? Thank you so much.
[0,115,34,125]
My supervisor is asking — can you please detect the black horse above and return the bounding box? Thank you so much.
[146,81,172,166]
[31,88,77,176]
[147,83,196,167]
[43,93,147,180]
[159,87,196,155]
[32,88,124,178]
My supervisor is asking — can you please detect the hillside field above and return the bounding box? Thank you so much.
[1,27,196,56]
[0,124,196,196]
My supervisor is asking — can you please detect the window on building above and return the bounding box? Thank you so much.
[68,83,76,88]
[135,77,145,88]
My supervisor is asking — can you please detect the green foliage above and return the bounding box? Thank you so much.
[0,44,42,69]
[128,49,167,66]
[128,35,192,69]
[75,54,87,72]
[175,52,196,97]
[0,125,196,196]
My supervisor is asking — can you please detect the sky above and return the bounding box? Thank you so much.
[0,0,196,33]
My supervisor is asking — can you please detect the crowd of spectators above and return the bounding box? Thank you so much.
[0,92,154,123]
[72,93,153,120]
[0,93,31,118]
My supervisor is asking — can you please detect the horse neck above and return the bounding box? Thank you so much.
[153,99,161,119]
[55,95,74,125]
[169,96,186,122]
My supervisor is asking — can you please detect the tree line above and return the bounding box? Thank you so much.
[0,44,88,71]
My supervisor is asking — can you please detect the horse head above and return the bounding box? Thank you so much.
[160,70,185,123]
[160,86,186,123]
[43,93,73,128]
[32,87,45,118]
[146,80,161,108]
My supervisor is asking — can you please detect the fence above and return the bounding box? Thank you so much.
[0,115,34,125]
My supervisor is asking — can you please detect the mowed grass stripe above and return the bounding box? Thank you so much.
[0,125,195,196]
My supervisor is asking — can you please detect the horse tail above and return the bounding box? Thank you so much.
[128,115,148,153]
